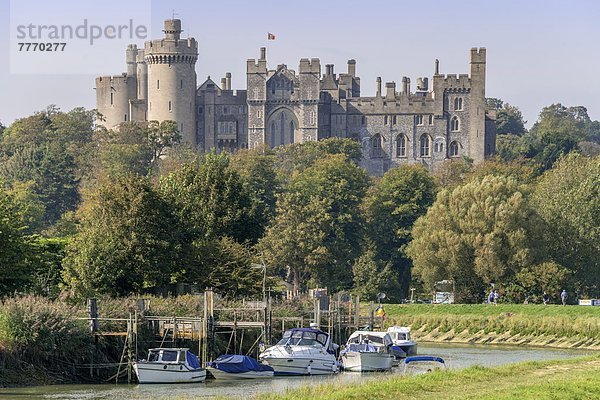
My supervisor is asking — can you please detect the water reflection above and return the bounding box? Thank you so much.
[0,343,593,400]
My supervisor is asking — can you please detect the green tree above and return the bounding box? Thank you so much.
[352,249,399,301]
[0,184,32,295]
[147,120,181,168]
[532,153,600,295]
[259,192,333,294]
[363,165,437,300]
[262,154,369,292]
[486,98,526,135]
[231,147,280,242]
[407,175,542,302]
[159,152,256,243]
[63,175,181,297]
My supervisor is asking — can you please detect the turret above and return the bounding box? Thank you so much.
[136,49,148,101]
[145,19,198,147]
[469,47,487,162]
[126,44,138,77]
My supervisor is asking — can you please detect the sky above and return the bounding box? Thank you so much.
[1,0,599,127]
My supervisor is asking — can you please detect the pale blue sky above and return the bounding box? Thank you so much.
[1,0,599,126]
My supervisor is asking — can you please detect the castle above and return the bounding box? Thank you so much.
[96,19,496,175]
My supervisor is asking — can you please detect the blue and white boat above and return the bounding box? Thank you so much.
[403,355,446,374]
[207,355,274,380]
[340,331,394,372]
[133,348,206,384]
[259,326,339,375]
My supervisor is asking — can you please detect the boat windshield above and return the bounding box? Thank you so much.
[349,334,387,345]
[394,332,408,341]
[161,350,179,362]
[148,350,160,362]
[276,330,327,346]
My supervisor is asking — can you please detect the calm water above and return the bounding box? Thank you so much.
[1,343,593,400]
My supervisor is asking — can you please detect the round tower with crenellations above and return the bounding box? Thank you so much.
[145,19,198,147]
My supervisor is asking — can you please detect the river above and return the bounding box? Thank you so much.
[0,343,593,399]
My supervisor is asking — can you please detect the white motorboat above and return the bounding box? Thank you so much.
[259,326,339,375]
[133,348,206,384]
[206,354,274,379]
[387,326,418,356]
[340,331,394,372]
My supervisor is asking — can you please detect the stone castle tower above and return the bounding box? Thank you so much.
[96,18,495,175]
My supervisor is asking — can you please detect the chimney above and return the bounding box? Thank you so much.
[260,47,266,60]
[402,77,408,94]
[376,77,382,97]
[347,59,356,77]
[221,77,227,90]
[225,72,231,91]
[326,64,334,76]
[385,82,396,100]
[435,59,440,75]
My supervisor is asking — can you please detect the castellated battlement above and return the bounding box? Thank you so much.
[144,38,197,57]
[470,47,486,64]
[299,58,321,74]
[443,73,471,88]
[95,74,133,89]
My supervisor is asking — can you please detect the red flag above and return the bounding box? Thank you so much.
[267,33,276,40]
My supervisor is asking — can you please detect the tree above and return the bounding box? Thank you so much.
[261,154,369,292]
[230,147,280,243]
[485,98,526,135]
[363,165,437,300]
[0,183,32,295]
[259,191,333,294]
[532,153,600,295]
[63,175,181,297]
[147,120,181,168]
[352,249,399,301]
[159,152,256,244]
[407,175,543,302]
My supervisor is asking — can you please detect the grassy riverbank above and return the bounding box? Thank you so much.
[257,355,600,400]
[383,304,600,349]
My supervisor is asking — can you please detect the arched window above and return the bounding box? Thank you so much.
[449,141,459,157]
[454,97,464,110]
[289,121,295,144]
[396,135,406,157]
[279,113,285,145]
[371,134,383,158]
[420,134,430,157]
[270,122,276,147]
[451,116,460,131]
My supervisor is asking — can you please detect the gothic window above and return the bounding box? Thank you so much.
[270,122,275,147]
[420,134,430,157]
[124,114,127,122]
[371,134,383,158]
[180,80,183,89]
[157,80,160,90]
[110,93,113,105]
[198,107,203,114]
[290,121,295,144]
[428,115,433,125]
[280,113,285,145]
[415,115,424,125]
[396,134,406,157]
[169,101,172,112]
[449,141,459,157]
[454,97,463,110]
[310,111,316,126]
[393,115,397,125]
[434,143,439,153]
[224,107,228,115]
[362,116,366,125]
[384,115,388,125]
[451,116,460,131]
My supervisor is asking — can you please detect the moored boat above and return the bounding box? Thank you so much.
[340,331,394,372]
[133,348,206,384]
[387,326,417,356]
[259,326,339,375]
[207,354,274,379]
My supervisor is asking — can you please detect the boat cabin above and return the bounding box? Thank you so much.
[276,328,330,347]
[387,326,412,342]
[146,348,201,368]
[346,331,393,347]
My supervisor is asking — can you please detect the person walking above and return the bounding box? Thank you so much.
[542,291,549,305]
[561,290,568,306]
[493,290,499,305]
[488,290,494,304]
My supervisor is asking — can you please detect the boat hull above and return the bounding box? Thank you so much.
[394,342,417,356]
[261,355,337,375]
[133,362,207,384]
[207,367,274,380]
[341,352,394,372]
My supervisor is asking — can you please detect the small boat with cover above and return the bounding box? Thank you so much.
[207,354,274,379]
